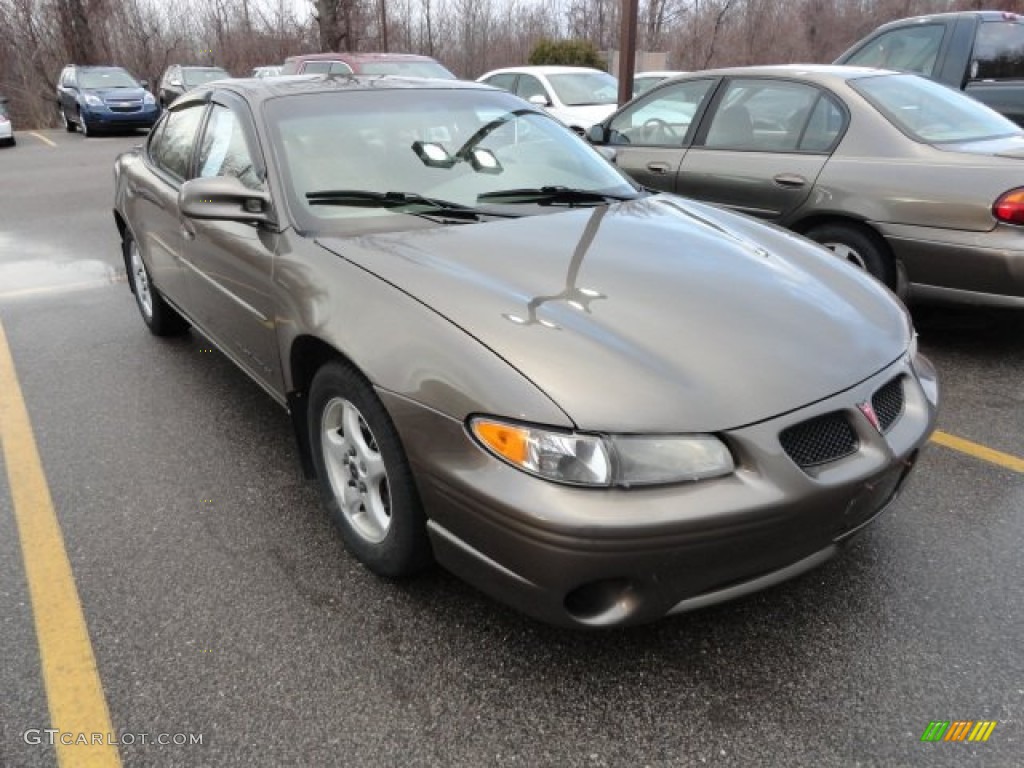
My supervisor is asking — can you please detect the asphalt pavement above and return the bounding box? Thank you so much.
[0,130,1021,767]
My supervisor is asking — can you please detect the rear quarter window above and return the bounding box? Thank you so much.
[972,21,1024,79]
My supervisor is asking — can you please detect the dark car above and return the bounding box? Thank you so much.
[280,52,455,78]
[112,75,937,627]
[589,64,1024,307]
[57,65,160,136]
[158,65,231,107]
[0,96,14,146]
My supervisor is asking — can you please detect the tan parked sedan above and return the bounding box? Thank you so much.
[113,76,938,627]
[588,64,1024,307]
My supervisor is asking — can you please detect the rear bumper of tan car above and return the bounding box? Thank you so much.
[382,352,938,628]
[878,221,1024,306]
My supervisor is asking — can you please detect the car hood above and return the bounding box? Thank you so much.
[317,197,908,432]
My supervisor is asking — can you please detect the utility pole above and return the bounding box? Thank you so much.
[618,0,639,105]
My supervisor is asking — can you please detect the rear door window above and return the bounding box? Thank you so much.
[302,61,334,74]
[972,21,1024,79]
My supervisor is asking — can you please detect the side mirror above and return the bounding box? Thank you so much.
[139,79,149,88]
[528,93,551,107]
[179,176,273,225]
[586,124,607,144]
[170,79,182,88]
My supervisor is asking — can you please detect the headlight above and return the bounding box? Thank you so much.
[143,92,156,105]
[470,417,734,487]
[82,94,103,107]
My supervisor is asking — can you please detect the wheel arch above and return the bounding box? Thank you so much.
[286,334,370,479]
[791,213,901,292]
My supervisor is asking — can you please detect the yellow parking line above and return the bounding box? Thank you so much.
[932,430,1024,474]
[0,320,121,767]
[0,276,127,301]
[28,132,57,148]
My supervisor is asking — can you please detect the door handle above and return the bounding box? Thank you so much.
[646,161,671,175]
[181,221,196,241]
[773,173,807,189]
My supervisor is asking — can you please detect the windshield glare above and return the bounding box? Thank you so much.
[852,73,1020,143]
[79,69,138,89]
[547,72,618,106]
[268,89,637,233]
[184,68,230,86]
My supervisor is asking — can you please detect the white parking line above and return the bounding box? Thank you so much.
[27,132,57,148]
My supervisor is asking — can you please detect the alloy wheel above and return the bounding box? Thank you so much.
[320,397,391,544]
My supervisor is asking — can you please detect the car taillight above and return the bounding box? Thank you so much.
[993,188,1024,225]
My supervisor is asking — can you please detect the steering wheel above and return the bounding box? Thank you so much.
[642,117,679,143]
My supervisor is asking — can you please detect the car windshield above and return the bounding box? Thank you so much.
[546,72,618,106]
[358,61,456,79]
[851,73,1020,143]
[79,69,138,89]
[266,88,638,234]
[184,68,230,86]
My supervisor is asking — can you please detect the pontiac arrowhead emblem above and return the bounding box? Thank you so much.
[857,401,882,433]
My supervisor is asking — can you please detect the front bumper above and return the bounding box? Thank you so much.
[81,103,160,130]
[382,351,939,628]
[877,221,1024,305]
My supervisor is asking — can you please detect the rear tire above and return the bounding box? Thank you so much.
[804,222,896,289]
[308,361,431,578]
[124,233,189,336]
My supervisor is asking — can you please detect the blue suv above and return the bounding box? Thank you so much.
[57,65,160,136]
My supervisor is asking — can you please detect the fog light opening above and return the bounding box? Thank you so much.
[564,578,641,626]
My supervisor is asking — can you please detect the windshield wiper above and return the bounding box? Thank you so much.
[476,186,635,206]
[305,189,520,221]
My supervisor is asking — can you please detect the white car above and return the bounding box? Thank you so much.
[477,66,619,133]
[0,98,14,146]
[251,66,282,78]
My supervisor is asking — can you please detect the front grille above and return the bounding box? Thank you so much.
[107,101,142,113]
[871,376,904,433]
[780,412,858,468]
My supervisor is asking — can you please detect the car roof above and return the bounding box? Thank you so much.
[481,66,608,77]
[635,70,688,78]
[181,73,490,107]
[664,63,899,84]
[179,65,229,71]
[284,52,440,63]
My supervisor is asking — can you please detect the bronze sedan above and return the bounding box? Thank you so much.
[588,64,1024,307]
[113,76,938,627]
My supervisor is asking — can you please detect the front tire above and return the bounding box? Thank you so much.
[79,113,90,137]
[308,362,431,578]
[62,109,76,132]
[804,222,896,289]
[124,233,189,336]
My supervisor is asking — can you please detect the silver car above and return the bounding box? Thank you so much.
[113,76,938,627]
